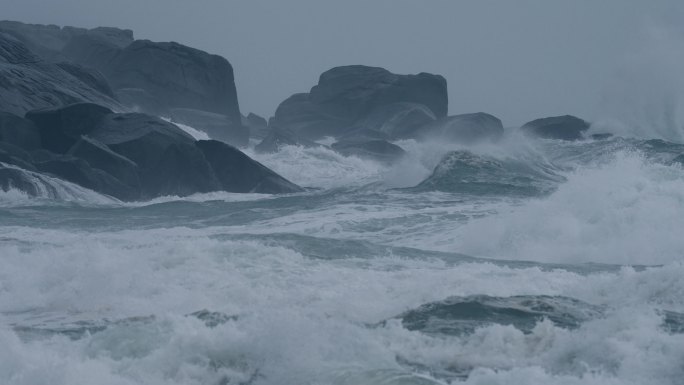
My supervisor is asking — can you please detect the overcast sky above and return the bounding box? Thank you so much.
[2,0,683,126]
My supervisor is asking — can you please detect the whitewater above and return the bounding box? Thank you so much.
[2,128,684,385]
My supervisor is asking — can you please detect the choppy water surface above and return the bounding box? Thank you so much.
[2,133,684,384]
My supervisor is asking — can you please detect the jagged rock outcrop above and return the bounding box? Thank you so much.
[0,33,121,115]
[64,37,241,121]
[353,102,436,139]
[242,112,269,140]
[0,21,133,62]
[0,111,41,149]
[56,62,115,98]
[2,21,245,145]
[197,140,303,194]
[0,142,36,171]
[270,65,447,140]
[26,103,113,153]
[520,115,590,141]
[3,103,301,200]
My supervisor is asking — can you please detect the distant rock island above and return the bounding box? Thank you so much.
[0,20,596,200]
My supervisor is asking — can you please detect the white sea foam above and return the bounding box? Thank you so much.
[1,223,684,384]
[245,144,387,189]
[2,119,684,384]
[453,151,684,265]
[160,117,211,140]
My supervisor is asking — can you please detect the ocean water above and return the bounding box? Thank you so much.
[2,130,684,385]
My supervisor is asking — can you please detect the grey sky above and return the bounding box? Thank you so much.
[2,0,683,126]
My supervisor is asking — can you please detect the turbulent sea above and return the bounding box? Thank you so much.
[3,129,684,385]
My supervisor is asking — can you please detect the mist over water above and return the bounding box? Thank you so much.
[593,23,684,143]
[5,18,684,385]
[3,116,684,384]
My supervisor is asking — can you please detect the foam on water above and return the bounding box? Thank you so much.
[2,222,684,384]
[453,151,684,265]
[245,144,387,189]
[3,123,684,383]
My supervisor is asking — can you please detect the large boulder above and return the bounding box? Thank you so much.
[62,33,122,73]
[271,65,447,140]
[271,93,347,139]
[56,62,115,98]
[354,102,436,139]
[67,136,140,189]
[242,112,269,140]
[18,103,302,199]
[0,111,41,149]
[35,155,137,200]
[26,102,113,153]
[196,140,303,194]
[310,66,447,120]
[0,142,36,171]
[521,115,589,141]
[169,108,248,147]
[64,37,242,120]
[0,33,121,116]
[331,139,406,164]
[87,112,220,198]
[421,112,504,143]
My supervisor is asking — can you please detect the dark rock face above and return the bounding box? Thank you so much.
[0,22,303,200]
[197,140,303,194]
[311,66,447,120]
[521,115,590,141]
[242,112,269,140]
[114,88,165,114]
[0,142,37,171]
[271,65,447,140]
[272,93,347,139]
[169,108,248,147]
[6,103,302,200]
[354,102,436,139]
[255,128,322,154]
[0,111,41,150]
[0,33,121,116]
[62,34,122,73]
[26,103,113,153]
[421,112,504,143]
[35,155,137,200]
[56,62,115,98]
[87,112,219,198]
[244,113,267,128]
[67,136,140,189]
[110,40,240,119]
[331,139,406,164]
[2,21,241,130]
[64,37,242,120]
